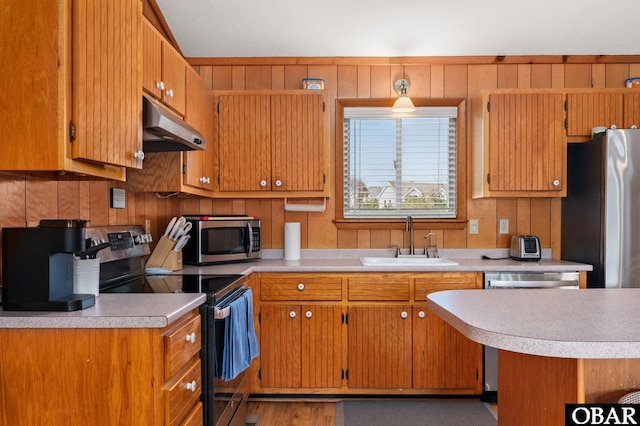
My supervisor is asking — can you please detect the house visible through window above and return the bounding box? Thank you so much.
[343,106,458,219]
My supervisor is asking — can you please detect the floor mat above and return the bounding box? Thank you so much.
[335,400,497,426]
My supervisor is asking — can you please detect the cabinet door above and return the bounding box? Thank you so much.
[161,43,187,115]
[624,92,640,128]
[413,307,482,391]
[72,0,142,169]
[260,304,302,388]
[271,94,326,191]
[260,304,342,389]
[300,305,343,388]
[183,66,211,189]
[217,94,271,191]
[142,19,162,99]
[487,92,565,194]
[347,305,413,389]
[566,92,623,137]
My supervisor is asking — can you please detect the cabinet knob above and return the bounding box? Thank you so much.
[418,311,426,319]
[297,283,305,291]
[275,179,282,187]
[305,311,312,318]
[166,89,174,98]
[552,179,560,187]
[204,177,210,184]
[133,151,145,161]
[156,81,165,90]
[289,311,296,318]
[199,177,211,184]
[400,311,408,319]
[185,380,197,392]
[185,332,197,343]
[260,180,267,187]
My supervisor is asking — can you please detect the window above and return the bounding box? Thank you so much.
[342,105,459,220]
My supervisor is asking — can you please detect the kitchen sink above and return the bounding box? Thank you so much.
[360,256,459,266]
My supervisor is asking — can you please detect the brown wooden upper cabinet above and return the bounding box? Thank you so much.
[142,19,187,116]
[183,66,215,191]
[472,90,566,198]
[565,92,624,138]
[1,0,143,180]
[215,91,329,196]
[565,89,640,140]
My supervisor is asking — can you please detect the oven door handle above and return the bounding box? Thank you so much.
[214,306,231,319]
[246,222,253,257]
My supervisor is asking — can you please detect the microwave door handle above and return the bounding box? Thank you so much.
[246,222,253,257]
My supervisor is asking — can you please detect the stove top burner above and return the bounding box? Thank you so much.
[101,274,245,298]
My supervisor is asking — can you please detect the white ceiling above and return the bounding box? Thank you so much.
[156,0,640,58]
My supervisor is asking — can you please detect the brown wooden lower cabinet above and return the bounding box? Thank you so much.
[498,350,640,426]
[255,272,483,395]
[259,303,343,390]
[0,309,202,426]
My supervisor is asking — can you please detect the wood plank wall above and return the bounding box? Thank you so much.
[189,58,640,256]
[1,58,640,284]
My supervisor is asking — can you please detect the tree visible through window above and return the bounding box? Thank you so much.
[343,106,458,219]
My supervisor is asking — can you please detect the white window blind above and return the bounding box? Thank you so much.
[343,106,457,219]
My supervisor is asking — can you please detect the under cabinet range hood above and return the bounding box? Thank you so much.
[142,96,206,152]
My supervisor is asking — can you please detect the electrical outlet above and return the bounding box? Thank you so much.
[469,219,479,235]
[499,219,509,234]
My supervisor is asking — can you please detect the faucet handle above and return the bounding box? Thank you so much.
[388,244,401,257]
[424,233,439,258]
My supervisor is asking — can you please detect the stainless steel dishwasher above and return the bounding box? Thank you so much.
[481,271,580,402]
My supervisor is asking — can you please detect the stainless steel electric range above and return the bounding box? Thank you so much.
[88,225,249,426]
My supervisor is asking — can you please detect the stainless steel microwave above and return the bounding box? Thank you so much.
[182,215,261,265]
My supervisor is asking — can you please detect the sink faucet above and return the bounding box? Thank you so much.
[405,216,415,255]
[425,232,439,258]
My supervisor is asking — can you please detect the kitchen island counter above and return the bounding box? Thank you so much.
[427,288,640,425]
[0,293,206,328]
[427,288,640,358]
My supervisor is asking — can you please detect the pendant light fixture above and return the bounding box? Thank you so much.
[392,78,415,113]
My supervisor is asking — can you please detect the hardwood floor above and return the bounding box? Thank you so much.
[247,400,336,425]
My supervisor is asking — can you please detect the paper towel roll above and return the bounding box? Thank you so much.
[284,222,301,260]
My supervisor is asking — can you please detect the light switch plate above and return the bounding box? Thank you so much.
[499,219,509,234]
[469,219,479,234]
[110,187,126,209]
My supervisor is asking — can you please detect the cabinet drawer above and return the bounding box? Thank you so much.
[261,277,342,301]
[166,358,202,426]
[164,311,201,379]
[348,276,410,301]
[179,401,203,426]
[415,273,481,301]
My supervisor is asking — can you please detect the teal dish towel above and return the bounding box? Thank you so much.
[222,288,260,381]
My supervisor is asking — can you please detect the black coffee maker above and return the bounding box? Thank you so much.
[2,220,95,311]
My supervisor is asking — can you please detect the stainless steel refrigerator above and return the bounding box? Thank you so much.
[562,128,640,288]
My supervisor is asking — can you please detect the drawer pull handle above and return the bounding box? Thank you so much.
[297,283,305,291]
[185,332,197,343]
[185,380,197,392]
[400,311,408,319]
[305,311,312,318]
[418,311,426,318]
[289,311,296,318]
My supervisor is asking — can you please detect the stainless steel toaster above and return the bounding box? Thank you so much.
[510,235,541,261]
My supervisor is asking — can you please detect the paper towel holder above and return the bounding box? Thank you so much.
[284,197,326,213]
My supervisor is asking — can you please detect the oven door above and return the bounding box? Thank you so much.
[212,292,249,426]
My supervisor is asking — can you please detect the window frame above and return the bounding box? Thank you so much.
[335,98,467,230]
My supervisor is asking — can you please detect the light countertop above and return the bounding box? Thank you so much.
[427,288,640,359]
[0,293,206,328]
[179,248,592,275]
